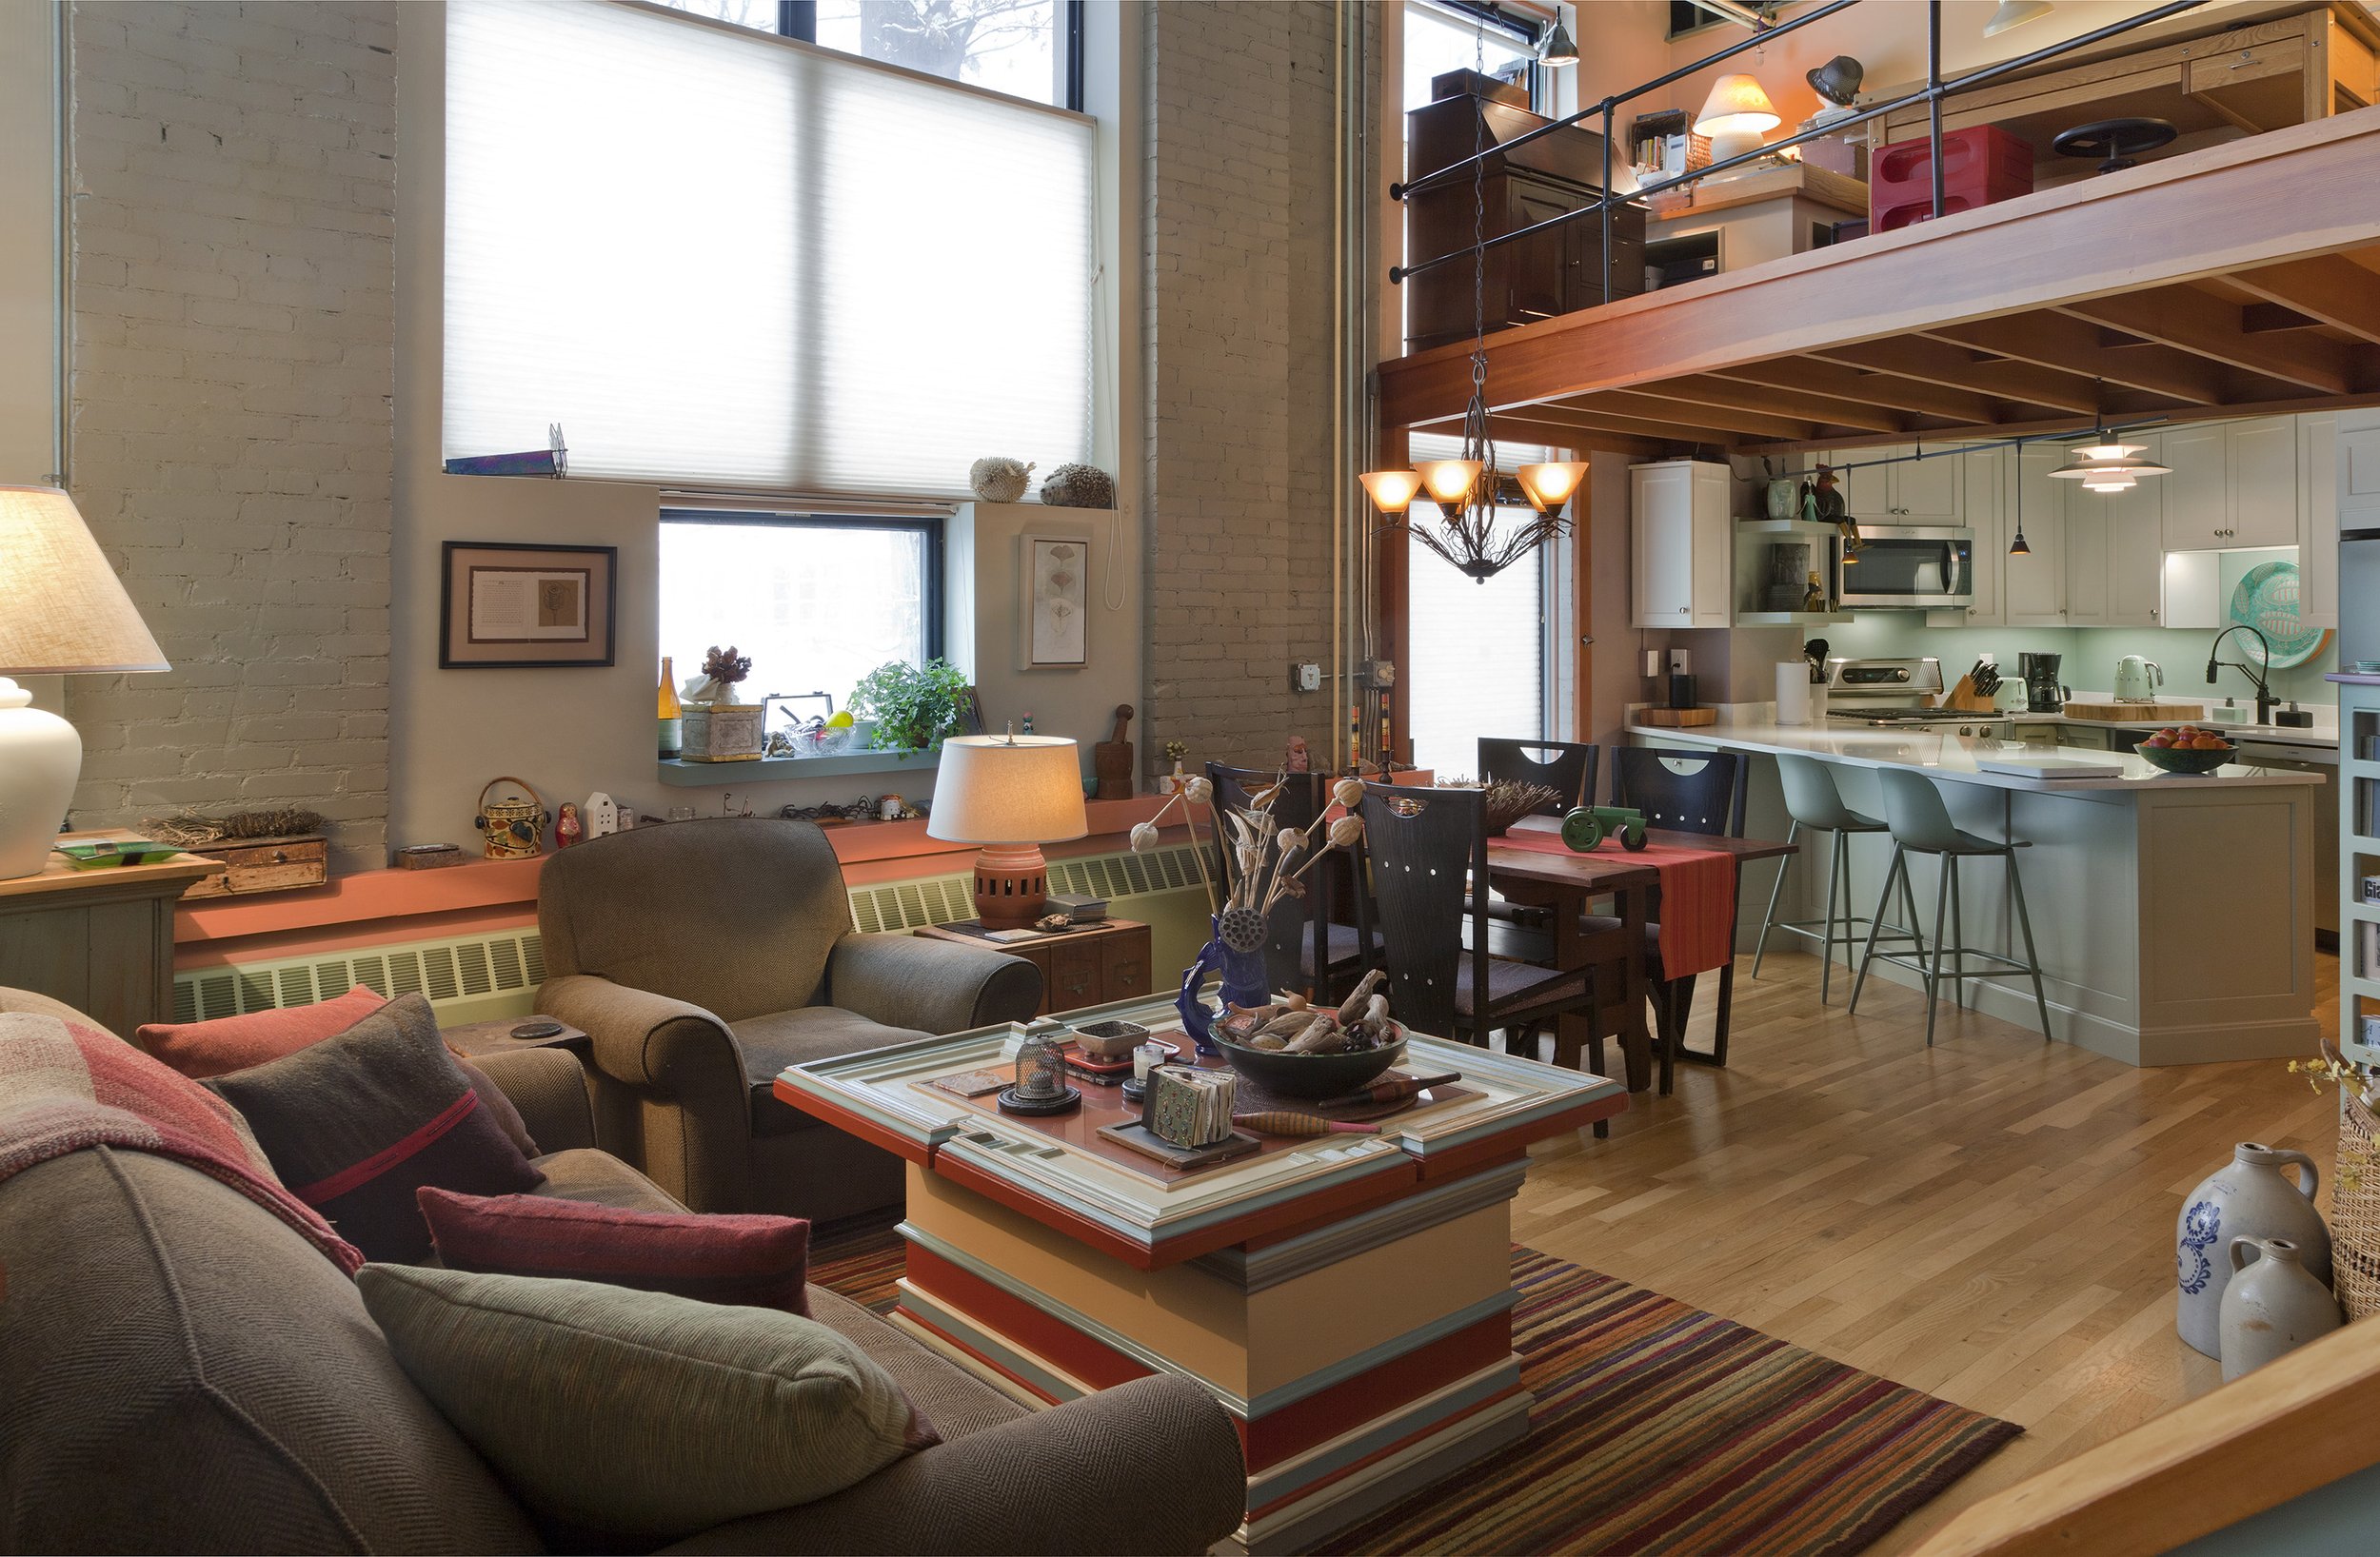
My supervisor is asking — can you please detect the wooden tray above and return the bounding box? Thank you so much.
[2060,701,2207,723]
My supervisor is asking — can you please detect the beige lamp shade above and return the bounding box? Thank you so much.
[0,486,169,674]
[927,735,1090,845]
[1695,73,1780,138]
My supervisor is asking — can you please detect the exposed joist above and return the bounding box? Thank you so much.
[1485,416,1667,460]
[2241,302,2324,333]
[1612,374,1906,434]
[2057,285,2355,395]
[1549,390,1823,442]
[1808,337,2101,415]
[1920,315,2226,404]
[2228,255,2380,346]
[1509,404,1773,446]
[1706,359,2004,426]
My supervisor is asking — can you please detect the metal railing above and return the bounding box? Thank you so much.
[1391,0,2211,307]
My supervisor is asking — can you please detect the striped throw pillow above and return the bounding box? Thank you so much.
[417,1188,810,1314]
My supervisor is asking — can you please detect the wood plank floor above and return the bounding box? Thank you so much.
[1512,948,2341,1555]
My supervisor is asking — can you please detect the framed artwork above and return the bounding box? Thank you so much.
[1022,533,1090,669]
[440,542,618,668]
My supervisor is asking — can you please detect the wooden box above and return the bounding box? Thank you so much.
[916,918,1155,1016]
[681,703,765,762]
[183,834,328,899]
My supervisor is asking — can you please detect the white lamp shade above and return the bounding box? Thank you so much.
[0,486,169,675]
[926,735,1089,845]
[1694,73,1780,138]
[1983,1,2053,39]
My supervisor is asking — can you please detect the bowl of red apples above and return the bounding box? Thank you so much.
[2133,725,2236,775]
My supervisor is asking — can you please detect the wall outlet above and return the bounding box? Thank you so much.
[1292,661,1322,693]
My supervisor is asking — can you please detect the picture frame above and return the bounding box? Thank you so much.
[440,542,618,668]
[1021,533,1090,669]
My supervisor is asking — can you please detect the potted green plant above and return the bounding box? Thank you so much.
[848,659,973,754]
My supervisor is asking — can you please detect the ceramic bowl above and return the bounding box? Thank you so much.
[1210,1029,1406,1100]
[2134,741,2233,775]
[1069,1018,1152,1060]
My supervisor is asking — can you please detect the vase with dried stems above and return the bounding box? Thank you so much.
[1134,768,1368,1054]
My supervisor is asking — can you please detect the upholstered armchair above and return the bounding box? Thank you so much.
[536,818,1042,1221]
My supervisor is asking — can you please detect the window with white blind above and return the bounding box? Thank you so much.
[1405,432,1553,781]
[443,0,1096,500]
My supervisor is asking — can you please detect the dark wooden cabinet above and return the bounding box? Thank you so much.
[1405,91,1646,353]
[915,918,1155,1017]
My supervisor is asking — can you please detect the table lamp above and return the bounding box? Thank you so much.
[927,733,1089,928]
[1694,72,1780,166]
[0,485,169,880]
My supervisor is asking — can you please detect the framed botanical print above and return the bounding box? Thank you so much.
[440,542,618,668]
[1021,533,1090,669]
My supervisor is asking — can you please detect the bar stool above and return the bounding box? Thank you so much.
[1849,768,2055,1046]
[1750,754,1925,1004]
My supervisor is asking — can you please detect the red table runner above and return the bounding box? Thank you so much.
[1491,829,1739,979]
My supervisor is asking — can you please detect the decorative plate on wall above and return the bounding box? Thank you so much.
[2227,560,2330,669]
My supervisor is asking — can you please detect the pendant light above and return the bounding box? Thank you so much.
[1983,0,2053,39]
[1363,15,1580,583]
[2008,448,2032,556]
[2046,392,2170,493]
[1537,14,1577,69]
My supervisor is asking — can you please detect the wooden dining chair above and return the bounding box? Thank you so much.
[1360,783,1610,1119]
[1588,747,1750,1091]
[1206,763,1375,1002]
[1478,739,1598,814]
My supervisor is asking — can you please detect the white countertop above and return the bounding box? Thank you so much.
[1627,720,2327,794]
[2014,713,2337,748]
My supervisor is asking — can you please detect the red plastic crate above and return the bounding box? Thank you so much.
[1871,125,2033,230]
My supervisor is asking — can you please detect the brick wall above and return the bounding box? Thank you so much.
[66,0,396,873]
[1141,0,1355,771]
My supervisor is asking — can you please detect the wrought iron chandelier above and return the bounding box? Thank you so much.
[1360,15,1583,584]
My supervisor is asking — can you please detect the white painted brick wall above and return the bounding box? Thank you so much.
[1142,0,1351,769]
[67,1,395,872]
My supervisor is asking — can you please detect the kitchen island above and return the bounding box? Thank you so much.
[1628,720,2324,1066]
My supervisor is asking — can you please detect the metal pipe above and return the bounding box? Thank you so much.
[1331,0,1345,773]
[1599,99,1614,307]
[1814,419,2170,476]
[1927,0,1945,221]
[1393,0,2210,285]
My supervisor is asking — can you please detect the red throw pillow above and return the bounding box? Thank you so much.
[138,984,388,1080]
[417,1188,812,1315]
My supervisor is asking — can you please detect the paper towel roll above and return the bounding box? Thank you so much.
[1776,662,1812,725]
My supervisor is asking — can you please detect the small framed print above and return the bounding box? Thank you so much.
[440,542,618,668]
[1021,533,1090,669]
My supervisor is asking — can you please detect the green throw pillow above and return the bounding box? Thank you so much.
[357,1264,931,1541]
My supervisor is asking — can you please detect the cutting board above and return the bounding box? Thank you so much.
[2061,701,2205,723]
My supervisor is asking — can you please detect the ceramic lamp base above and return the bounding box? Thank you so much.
[974,842,1051,928]
[0,679,83,881]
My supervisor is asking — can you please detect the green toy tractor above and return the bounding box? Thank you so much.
[1559,804,1650,853]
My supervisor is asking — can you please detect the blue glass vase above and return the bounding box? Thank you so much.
[1175,914,1271,1056]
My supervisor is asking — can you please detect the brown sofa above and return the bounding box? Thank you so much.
[536,818,1042,1222]
[0,986,1244,1555]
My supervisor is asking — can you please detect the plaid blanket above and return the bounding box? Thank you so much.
[0,1012,363,1275]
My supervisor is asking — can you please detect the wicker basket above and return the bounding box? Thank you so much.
[475,777,548,860]
[2335,1072,2380,1320]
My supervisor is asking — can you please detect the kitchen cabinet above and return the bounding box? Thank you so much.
[1931,446,2003,626]
[1631,460,1732,628]
[1885,444,1962,522]
[2340,408,2380,529]
[2163,415,2298,550]
[2103,442,2167,627]
[2299,412,2338,630]
[2065,499,2109,626]
[2004,443,2070,625]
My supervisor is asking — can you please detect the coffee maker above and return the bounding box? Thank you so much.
[2019,652,2070,713]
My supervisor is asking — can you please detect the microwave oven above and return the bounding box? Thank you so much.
[1837,525,1973,610]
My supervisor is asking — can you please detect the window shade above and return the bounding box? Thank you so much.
[444,0,1095,499]
[1405,432,1548,778]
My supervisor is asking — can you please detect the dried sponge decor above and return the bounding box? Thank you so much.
[968,457,1034,503]
[1039,463,1115,509]
[144,807,329,847]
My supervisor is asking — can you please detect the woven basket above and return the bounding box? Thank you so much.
[475,776,548,860]
[2336,1079,2380,1320]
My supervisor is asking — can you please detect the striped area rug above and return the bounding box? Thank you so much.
[808,1227,2019,1557]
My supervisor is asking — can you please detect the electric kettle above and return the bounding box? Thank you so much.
[2114,655,2163,701]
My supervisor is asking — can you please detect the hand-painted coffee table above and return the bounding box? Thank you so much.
[774,995,1623,1554]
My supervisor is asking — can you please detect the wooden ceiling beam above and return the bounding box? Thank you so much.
[2227,255,2380,347]
[1705,359,2004,426]
[1549,390,1822,441]
[2241,302,2323,333]
[1483,416,1669,460]
[1508,404,1755,447]
[1920,315,2226,404]
[1807,338,2102,415]
[2056,285,2354,395]
[1608,375,1906,434]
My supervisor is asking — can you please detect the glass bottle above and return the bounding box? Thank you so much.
[658,656,683,759]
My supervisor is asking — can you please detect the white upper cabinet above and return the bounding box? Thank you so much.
[2104,469,2167,628]
[2161,423,2227,549]
[2163,416,2297,550]
[1631,460,1733,629]
[1886,444,1962,522]
[2004,443,2069,625]
[2065,494,2108,626]
[1932,446,2003,626]
[2298,412,2337,631]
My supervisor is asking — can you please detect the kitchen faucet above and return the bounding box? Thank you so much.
[2206,624,2278,725]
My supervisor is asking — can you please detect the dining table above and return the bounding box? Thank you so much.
[1483,817,1798,1093]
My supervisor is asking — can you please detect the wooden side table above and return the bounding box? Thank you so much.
[0,834,216,1036]
[912,918,1153,1015]
[440,1016,592,1060]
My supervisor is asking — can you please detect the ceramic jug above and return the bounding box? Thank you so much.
[2218,1236,2341,1381]
[2176,1142,2330,1357]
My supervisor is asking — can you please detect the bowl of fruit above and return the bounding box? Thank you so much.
[2134,725,2236,775]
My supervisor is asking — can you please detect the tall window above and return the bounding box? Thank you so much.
[1402,0,1539,112]
[656,0,1081,109]
[659,513,942,710]
[444,0,1095,498]
[1404,433,1552,781]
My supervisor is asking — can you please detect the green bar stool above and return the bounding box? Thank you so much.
[1849,768,2055,1046]
[1752,755,1926,1004]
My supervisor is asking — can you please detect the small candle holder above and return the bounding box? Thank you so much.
[997,1033,1080,1115]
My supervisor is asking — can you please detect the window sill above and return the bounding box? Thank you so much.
[657,749,940,787]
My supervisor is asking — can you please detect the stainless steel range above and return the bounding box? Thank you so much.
[1824,656,2016,738]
